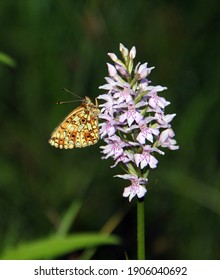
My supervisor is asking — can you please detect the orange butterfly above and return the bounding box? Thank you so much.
[49,96,100,149]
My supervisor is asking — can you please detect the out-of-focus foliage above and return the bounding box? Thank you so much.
[1,233,120,260]
[0,0,220,259]
[0,52,16,67]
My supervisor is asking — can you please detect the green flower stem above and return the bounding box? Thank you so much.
[137,197,145,259]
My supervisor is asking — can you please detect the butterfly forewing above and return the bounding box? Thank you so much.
[49,96,100,149]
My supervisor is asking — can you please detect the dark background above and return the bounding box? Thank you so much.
[0,0,220,259]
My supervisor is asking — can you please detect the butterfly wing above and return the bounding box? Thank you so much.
[49,100,99,149]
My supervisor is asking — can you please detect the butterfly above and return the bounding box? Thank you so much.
[49,96,100,149]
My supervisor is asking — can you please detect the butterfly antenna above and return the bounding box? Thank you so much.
[56,100,75,105]
[62,88,82,100]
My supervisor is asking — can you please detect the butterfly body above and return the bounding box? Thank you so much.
[49,96,100,149]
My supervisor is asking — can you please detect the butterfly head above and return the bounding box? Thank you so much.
[83,96,100,117]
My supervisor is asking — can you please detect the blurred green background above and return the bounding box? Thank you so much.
[1,0,220,260]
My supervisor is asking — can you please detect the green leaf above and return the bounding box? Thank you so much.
[57,200,82,236]
[0,52,16,67]
[1,233,120,260]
